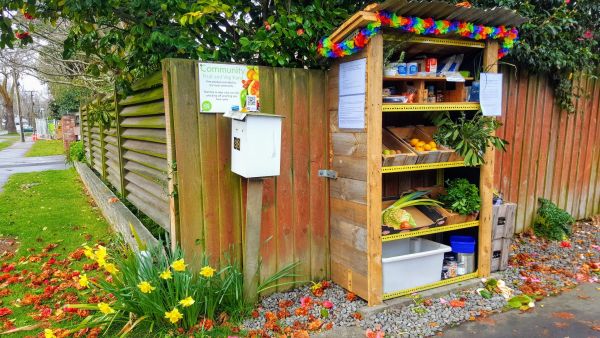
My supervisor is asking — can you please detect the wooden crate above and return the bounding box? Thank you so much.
[492,203,517,239]
[491,237,511,271]
[491,203,516,271]
[386,126,441,163]
[415,125,458,162]
[382,128,418,166]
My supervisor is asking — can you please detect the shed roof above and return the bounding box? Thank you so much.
[328,0,527,43]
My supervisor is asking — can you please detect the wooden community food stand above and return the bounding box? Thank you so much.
[325,1,525,305]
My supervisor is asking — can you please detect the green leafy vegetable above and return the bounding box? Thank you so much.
[430,111,508,166]
[439,178,480,216]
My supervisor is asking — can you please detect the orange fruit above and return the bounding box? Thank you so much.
[417,141,426,147]
[247,80,260,96]
[429,141,436,148]
[415,146,424,152]
[431,147,438,151]
[424,144,432,151]
[410,138,419,146]
[247,69,256,80]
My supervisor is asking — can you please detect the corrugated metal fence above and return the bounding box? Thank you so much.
[495,68,600,233]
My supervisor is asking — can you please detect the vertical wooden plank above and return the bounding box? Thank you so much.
[198,114,221,265]
[257,67,278,286]
[550,97,568,205]
[366,34,383,305]
[586,78,600,215]
[274,68,295,289]
[99,121,107,179]
[478,40,497,277]
[534,76,553,207]
[544,87,561,200]
[162,59,204,265]
[216,114,243,264]
[162,61,180,248]
[565,75,584,216]
[572,75,591,218]
[500,67,519,198]
[292,69,311,282]
[309,70,329,279]
[515,73,538,232]
[507,70,528,205]
[114,91,127,197]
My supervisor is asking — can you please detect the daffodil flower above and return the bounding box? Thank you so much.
[160,269,173,280]
[179,296,195,307]
[97,302,115,314]
[78,274,89,288]
[44,329,56,338]
[83,246,95,259]
[137,281,156,293]
[164,308,183,324]
[171,259,187,272]
[104,263,119,275]
[199,265,216,278]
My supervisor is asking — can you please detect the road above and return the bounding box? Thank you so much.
[0,138,68,191]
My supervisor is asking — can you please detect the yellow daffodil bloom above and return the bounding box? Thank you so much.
[199,265,216,278]
[44,329,56,338]
[164,308,183,324]
[83,246,95,259]
[137,281,156,293]
[78,274,89,288]
[160,269,173,280]
[171,259,186,272]
[104,263,119,275]
[179,296,195,307]
[96,256,106,267]
[94,245,107,261]
[97,302,115,314]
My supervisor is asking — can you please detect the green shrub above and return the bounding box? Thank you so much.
[532,198,574,241]
[439,178,481,215]
[68,141,85,163]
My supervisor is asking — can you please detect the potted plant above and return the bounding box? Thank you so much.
[439,178,480,223]
[429,111,507,166]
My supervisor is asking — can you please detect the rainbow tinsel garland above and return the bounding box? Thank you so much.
[317,11,519,59]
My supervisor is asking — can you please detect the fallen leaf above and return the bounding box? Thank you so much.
[591,325,600,331]
[552,312,575,320]
[449,299,465,308]
[553,322,569,329]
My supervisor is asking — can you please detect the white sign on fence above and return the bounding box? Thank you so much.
[198,63,260,113]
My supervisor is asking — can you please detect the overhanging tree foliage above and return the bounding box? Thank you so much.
[0,0,597,112]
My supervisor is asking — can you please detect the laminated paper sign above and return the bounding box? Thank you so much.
[338,58,366,129]
[198,63,260,113]
[480,72,503,116]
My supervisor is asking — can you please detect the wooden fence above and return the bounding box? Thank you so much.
[496,69,600,233]
[80,73,171,233]
[80,59,600,289]
[80,60,329,289]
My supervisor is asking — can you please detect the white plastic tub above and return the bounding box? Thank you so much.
[382,238,451,293]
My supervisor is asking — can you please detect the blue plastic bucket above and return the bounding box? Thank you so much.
[449,235,476,254]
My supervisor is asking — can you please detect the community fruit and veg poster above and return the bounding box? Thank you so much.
[198,63,260,113]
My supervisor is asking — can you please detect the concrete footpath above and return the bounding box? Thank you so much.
[443,282,600,338]
[0,138,68,191]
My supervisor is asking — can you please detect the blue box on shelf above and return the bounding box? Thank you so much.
[450,235,476,254]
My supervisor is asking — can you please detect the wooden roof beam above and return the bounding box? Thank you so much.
[328,11,379,44]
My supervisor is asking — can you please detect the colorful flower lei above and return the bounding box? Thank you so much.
[317,11,519,59]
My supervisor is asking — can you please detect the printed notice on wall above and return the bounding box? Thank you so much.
[198,63,260,113]
[338,58,366,129]
[480,72,503,116]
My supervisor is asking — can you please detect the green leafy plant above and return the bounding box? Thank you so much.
[439,178,481,216]
[430,111,508,166]
[68,243,299,335]
[67,140,85,164]
[532,198,574,241]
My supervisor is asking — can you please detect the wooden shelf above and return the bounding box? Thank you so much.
[383,102,480,112]
[382,220,479,242]
[382,161,468,173]
[383,76,474,82]
[383,271,479,300]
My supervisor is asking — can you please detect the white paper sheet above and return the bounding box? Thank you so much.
[338,58,366,129]
[339,58,367,96]
[338,95,365,129]
[480,73,503,116]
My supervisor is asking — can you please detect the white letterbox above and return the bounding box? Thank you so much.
[224,112,283,178]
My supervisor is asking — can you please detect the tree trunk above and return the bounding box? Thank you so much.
[4,103,16,133]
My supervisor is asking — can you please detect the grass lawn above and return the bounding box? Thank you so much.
[25,140,64,157]
[0,169,112,336]
[0,135,19,151]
